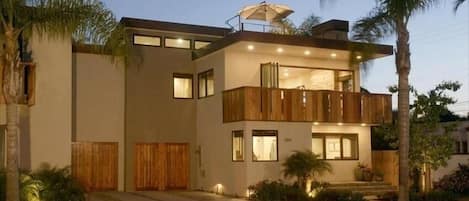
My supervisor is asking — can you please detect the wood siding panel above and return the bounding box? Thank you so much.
[72,142,118,192]
[372,151,398,187]
[134,143,188,191]
[222,87,392,124]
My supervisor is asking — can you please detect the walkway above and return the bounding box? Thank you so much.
[89,191,246,201]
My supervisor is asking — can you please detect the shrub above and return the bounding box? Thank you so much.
[248,180,311,201]
[434,163,469,194]
[313,189,365,201]
[30,164,85,201]
[379,191,457,201]
[0,170,42,201]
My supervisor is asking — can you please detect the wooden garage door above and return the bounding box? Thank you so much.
[72,142,118,192]
[135,143,189,191]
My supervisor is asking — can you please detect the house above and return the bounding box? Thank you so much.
[0,17,393,196]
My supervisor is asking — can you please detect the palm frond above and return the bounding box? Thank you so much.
[454,0,466,12]
[352,8,394,43]
[379,0,439,21]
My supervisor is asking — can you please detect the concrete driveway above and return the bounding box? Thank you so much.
[89,191,246,201]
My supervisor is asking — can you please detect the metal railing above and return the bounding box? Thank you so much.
[225,15,288,34]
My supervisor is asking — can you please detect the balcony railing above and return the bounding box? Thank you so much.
[223,87,392,124]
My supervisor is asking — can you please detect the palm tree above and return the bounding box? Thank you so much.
[282,150,332,191]
[270,13,321,35]
[351,1,441,201]
[0,1,125,200]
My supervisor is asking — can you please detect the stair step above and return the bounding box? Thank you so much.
[327,185,397,191]
[327,182,391,187]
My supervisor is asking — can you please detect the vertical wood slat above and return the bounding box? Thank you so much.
[72,142,118,192]
[222,87,392,124]
[134,143,188,191]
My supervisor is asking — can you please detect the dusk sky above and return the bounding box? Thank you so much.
[102,0,469,116]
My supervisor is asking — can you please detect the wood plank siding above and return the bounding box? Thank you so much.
[134,143,189,191]
[71,142,118,192]
[223,87,392,124]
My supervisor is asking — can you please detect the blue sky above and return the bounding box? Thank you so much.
[102,0,469,116]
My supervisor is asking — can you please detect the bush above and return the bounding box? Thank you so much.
[379,191,457,201]
[313,189,365,201]
[434,163,469,194]
[248,180,311,201]
[0,164,85,201]
[31,164,85,201]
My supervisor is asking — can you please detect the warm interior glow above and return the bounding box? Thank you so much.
[337,122,343,126]
[277,47,284,53]
[361,123,367,127]
[304,50,311,55]
[313,122,319,126]
[330,53,337,58]
[356,55,362,60]
[247,45,254,50]
[253,136,277,161]
[177,38,184,44]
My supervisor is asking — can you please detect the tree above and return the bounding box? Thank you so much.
[375,81,461,192]
[351,1,443,200]
[0,1,126,200]
[271,13,321,36]
[282,150,332,191]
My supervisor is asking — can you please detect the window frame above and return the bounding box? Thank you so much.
[198,69,214,99]
[172,73,194,99]
[252,130,279,162]
[232,130,245,162]
[133,34,161,47]
[312,133,359,160]
[164,37,192,49]
[194,40,212,50]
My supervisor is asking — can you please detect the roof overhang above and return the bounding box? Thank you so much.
[193,31,393,61]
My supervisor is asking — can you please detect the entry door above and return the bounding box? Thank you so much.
[134,143,189,190]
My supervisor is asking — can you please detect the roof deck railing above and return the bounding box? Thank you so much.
[225,15,288,34]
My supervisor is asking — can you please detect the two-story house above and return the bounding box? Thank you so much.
[0,17,392,196]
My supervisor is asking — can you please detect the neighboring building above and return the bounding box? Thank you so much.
[0,17,393,196]
[432,121,469,182]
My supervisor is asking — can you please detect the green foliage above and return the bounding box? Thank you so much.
[248,180,311,201]
[270,13,321,36]
[31,164,85,201]
[282,150,332,189]
[380,191,457,201]
[313,189,365,201]
[434,163,469,194]
[0,170,42,201]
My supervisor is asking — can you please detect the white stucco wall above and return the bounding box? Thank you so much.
[224,49,360,92]
[29,34,72,169]
[432,155,469,182]
[73,53,125,191]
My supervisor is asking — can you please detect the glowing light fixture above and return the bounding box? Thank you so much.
[304,50,311,55]
[177,38,184,44]
[356,55,362,60]
[361,123,367,127]
[313,122,319,126]
[277,47,284,53]
[247,45,255,50]
[330,53,337,58]
[284,72,289,77]
[337,122,343,126]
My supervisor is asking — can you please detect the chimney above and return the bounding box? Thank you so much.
[311,20,349,40]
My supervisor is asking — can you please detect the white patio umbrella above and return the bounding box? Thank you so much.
[238,1,294,22]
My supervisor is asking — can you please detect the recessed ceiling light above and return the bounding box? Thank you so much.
[284,72,289,77]
[337,122,343,126]
[313,122,319,126]
[277,48,284,53]
[304,50,311,55]
[330,53,337,58]
[247,45,254,50]
[356,55,362,60]
[177,38,184,44]
[361,123,367,127]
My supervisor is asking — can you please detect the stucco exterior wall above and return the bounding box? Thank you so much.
[73,53,125,191]
[125,30,197,191]
[224,49,360,92]
[29,34,72,169]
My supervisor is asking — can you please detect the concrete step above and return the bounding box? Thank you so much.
[325,181,397,200]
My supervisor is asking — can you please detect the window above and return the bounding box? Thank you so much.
[133,35,161,47]
[173,73,193,99]
[252,130,278,161]
[232,131,244,161]
[312,133,358,160]
[194,41,211,49]
[165,38,191,49]
[198,69,214,98]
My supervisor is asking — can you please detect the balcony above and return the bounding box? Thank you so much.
[223,87,392,124]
